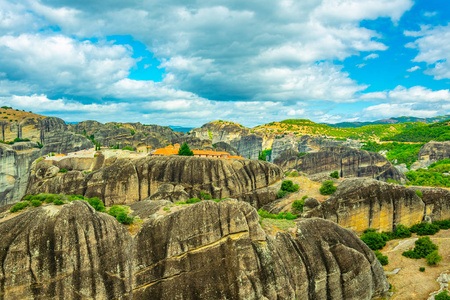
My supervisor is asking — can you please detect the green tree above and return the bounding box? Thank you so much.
[178,142,194,156]
[258,151,267,161]
[320,180,337,195]
[426,250,442,266]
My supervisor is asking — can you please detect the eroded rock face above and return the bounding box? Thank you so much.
[0,200,389,299]
[40,131,93,154]
[418,141,450,161]
[27,156,282,208]
[305,178,425,233]
[0,142,41,205]
[274,146,405,182]
[410,186,450,222]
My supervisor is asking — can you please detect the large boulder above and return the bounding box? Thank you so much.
[305,178,425,233]
[0,200,389,299]
[40,131,93,155]
[418,141,450,161]
[274,146,405,183]
[27,156,283,208]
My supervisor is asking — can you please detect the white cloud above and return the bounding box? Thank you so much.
[363,53,379,60]
[424,11,437,17]
[356,63,366,68]
[362,103,439,119]
[407,66,420,72]
[406,24,450,79]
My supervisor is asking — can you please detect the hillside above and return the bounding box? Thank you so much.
[382,120,450,142]
[327,115,450,128]
[253,119,425,141]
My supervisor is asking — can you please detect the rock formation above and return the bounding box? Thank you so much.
[27,156,282,208]
[418,141,450,161]
[274,146,405,182]
[0,142,41,205]
[304,178,450,233]
[40,131,93,154]
[0,199,389,299]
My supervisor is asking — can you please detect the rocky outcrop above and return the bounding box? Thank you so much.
[304,178,450,233]
[40,131,93,154]
[190,121,274,159]
[274,146,405,182]
[27,156,283,208]
[0,200,389,299]
[418,141,450,161]
[0,142,41,205]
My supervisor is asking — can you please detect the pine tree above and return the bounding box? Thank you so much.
[178,142,194,156]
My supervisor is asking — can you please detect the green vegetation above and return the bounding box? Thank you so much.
[1,106,12,109]
[277,180,299,198]
[330,171,339,179]
[374,250,389,266]
[415,190,423,198]
[319,180,336,195]
[419,267,425,272]
[130,129,135,135]
[402,237,438,259]
[259,218,296,231]
[199,191,212,200]
[59,168,68,173]
[121,146,134,151]
[426,250,442,265]
[297,152,307,157]
[410,222,440,236]
[258,150,267,161]
[382,120,450,142]
[208,129,213,139]
[178,142,194,156]
[406,169,450,188]
[30,199,42,207]
[361,229,386,250]
[257,209,298,220]
[108,205,134,225]
[186,197,202,204]
[435,291,450,300]
[387,179,400,184]
[10,201,29,213]
[361,141,424,168]
[292,195,307,213]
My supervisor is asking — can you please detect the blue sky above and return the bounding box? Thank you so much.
[0,0,449,127]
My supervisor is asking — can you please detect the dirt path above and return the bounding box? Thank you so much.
[381,230,450,299]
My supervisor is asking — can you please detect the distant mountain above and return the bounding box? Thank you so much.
[169,125,194,133]
[327,115,450,128]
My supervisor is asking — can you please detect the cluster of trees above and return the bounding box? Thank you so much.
[362,141,424,168]
[406,169,450,188]
[382,120,450,142]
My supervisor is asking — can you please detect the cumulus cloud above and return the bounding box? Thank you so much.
[407,66,420,72]
[363,53,379,60]
[361,103,439,119]
[406,24,450,79]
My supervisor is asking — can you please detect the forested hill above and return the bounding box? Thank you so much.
[326,115,450,128]
[381,120,450,142]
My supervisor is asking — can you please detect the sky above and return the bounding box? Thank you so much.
[0,0,449,127]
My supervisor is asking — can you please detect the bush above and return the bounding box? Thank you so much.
[200,191,212,200]
[433,219,450,230]
[361,230,386,250]
[403,236,438,259]
[290,171,299,177]
[419,267,425,272]
[87,197,106,212]
[410,222,440,236]
[109,205,135,224]
[59,168,68,173]
[121,146,134,151]
[330,171,339,179]
[292,199,304,213]
[374,250,389,266]
[281,180,299,193]
[53,199,65,205]
[186,197,202,204]
[415,190,423,198]
[426,250,442,266]
[116,211,134,225]
[402,250,421,259]
[277,190,289,199]
[30,200,42,207]
[10,201,29,213]
[320,180,337,195]
[258,209,298,220]
[435,291,450,300]
[386,179,400,184]
[394,224,412,239]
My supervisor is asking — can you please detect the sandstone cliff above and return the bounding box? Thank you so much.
[304,178,450,233]
[0,199,389,299]
[40,131,93,154]
[418,141,450,161]
[274,146,405,182]
[27,156,282,208]
[0,142,41,205]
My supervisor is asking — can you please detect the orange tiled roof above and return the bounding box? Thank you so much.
[193,150,229,156]
[227,155,244,159]
[152,148,178,155]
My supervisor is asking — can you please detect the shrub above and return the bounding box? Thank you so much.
[200,191,212,200]
[284,172,291,176]
[68,195,87,201]
[394,224,412,239]
[435,291,450,300]
[419,267,425,272]
[87,197,106,212]
[121,146,134,151]
[116,211,134,225]
[290,171,299,177]
[178,142,194,156]
[374,250,389,266]
[330,171,339,179]
[386,179,400,184]
[402,250,421,259]
[53,199,64,205]
[292,199,304,213]
[10,201,29,213]
[415,190,423,198]
[361,230,386,250]
[277,190,289,199]
[186,197,202,204]
[109,205,135,225]
[320,180,337,195]
[109,205,129,217]
[59,168,68,173]
[403,236,438,259]
[410,223,440,236]
[433,219,450,230]
[258,209,298,220]
[281,180,299,193]
[426,250,442,266]
[30,200,42,207]
[23,195,34,200]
